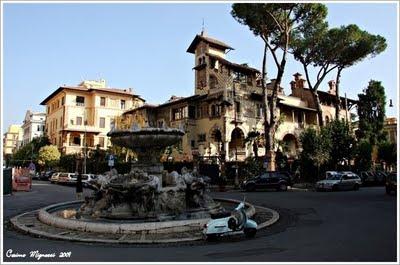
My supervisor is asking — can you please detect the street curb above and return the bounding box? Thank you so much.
[36,199,255,235]
[10,199,279,244]
[255,206,280,230]
[288,187,311,192]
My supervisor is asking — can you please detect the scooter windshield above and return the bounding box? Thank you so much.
[232,209,246,228]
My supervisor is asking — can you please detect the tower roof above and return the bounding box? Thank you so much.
[186,34,234,54]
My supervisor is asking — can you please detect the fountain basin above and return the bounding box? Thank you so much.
[108,128,184,153]
[37,199,256,234]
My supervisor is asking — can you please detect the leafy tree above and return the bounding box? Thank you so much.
[88,145,107,174]
[59,154,76,172]
[354,140,373,171]
[12,136,50,167]
[242,157,263,179]
[330,25,386,119]
[108,145,136,162]
[325,120,355,168]
[378,141,397,170]
[38,145,60,168]
[300,127,331,181]
[291,24,386,123]
[357,80,387,145]
[232,3,327,170]
[245,131,261,158]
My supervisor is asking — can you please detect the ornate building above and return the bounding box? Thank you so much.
[40,79,145,154]
[121,32,357,163]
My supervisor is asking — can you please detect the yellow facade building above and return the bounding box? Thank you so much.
[40,80,145,154]
[384,117,397,144]
[3,124,23,156]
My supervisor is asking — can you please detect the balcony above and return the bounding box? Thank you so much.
[62,145,103,155]
[62,124,102,134]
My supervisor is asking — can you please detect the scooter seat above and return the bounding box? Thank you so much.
[210,211,231,219]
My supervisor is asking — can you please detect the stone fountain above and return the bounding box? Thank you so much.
[78,124,218,220]
[10,122,277,244]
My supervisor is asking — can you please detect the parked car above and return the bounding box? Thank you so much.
[359,171,374,185]
[32,172,40,180]
[57,173,78,184]
[39,170,54,181]
[385,172,397,195]
[359,171,388,186]
[70,173,97,187]
[241,171,292,192]
[50,172,61,183]
[316,171,361,191]
[375,171,388,185]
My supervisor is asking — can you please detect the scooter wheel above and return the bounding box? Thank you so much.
[244,228,257,238]
[228,217,237,230]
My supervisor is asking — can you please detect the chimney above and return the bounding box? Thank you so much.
[328,80,336,95]
[292,72,306,89]
[293,72,302,81]
[290,80,296,90]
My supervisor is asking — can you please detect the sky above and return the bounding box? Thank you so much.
[2,2,398,132]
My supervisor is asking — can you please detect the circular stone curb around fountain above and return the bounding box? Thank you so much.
[10,199,279,244]
[37,198,255,234]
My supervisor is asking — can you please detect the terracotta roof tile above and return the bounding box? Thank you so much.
[187,34,234,54]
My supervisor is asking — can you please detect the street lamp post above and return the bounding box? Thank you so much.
[83,109,87,174]
[233,74,240,189]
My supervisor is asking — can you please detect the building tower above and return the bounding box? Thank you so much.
[186,31,234,95]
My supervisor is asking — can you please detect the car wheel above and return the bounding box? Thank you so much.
[246,184,256,192]
[332,185,338,191]
[278,183,288,191]
[354,184,359,191]
[244,228,257,238]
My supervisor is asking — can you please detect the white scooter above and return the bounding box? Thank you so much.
[203,199,257,240]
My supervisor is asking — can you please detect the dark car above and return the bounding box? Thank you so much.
[359,171,374,185]
[241,171,292,192]
[385,172,397,195]
[360,171,388,186]
[39,170,54,181]
[375,171,388,185]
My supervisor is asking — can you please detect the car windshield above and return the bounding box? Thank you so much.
[327,173,341,180]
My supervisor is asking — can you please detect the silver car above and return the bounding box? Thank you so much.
[50,172,61,184]
[316,172,362,191]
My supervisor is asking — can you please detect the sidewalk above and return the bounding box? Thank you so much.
[209,183,314,192]
[290,182,315,191]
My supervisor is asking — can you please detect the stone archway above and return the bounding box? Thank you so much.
[210,128,223,156]
[281,134,298,158]
[229,127,245,160]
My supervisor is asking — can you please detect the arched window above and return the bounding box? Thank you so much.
[325,115,330,124]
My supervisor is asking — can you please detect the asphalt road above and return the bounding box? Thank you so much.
[2,180,397,262]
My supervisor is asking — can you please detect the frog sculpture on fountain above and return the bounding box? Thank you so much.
[79,122,217,220]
